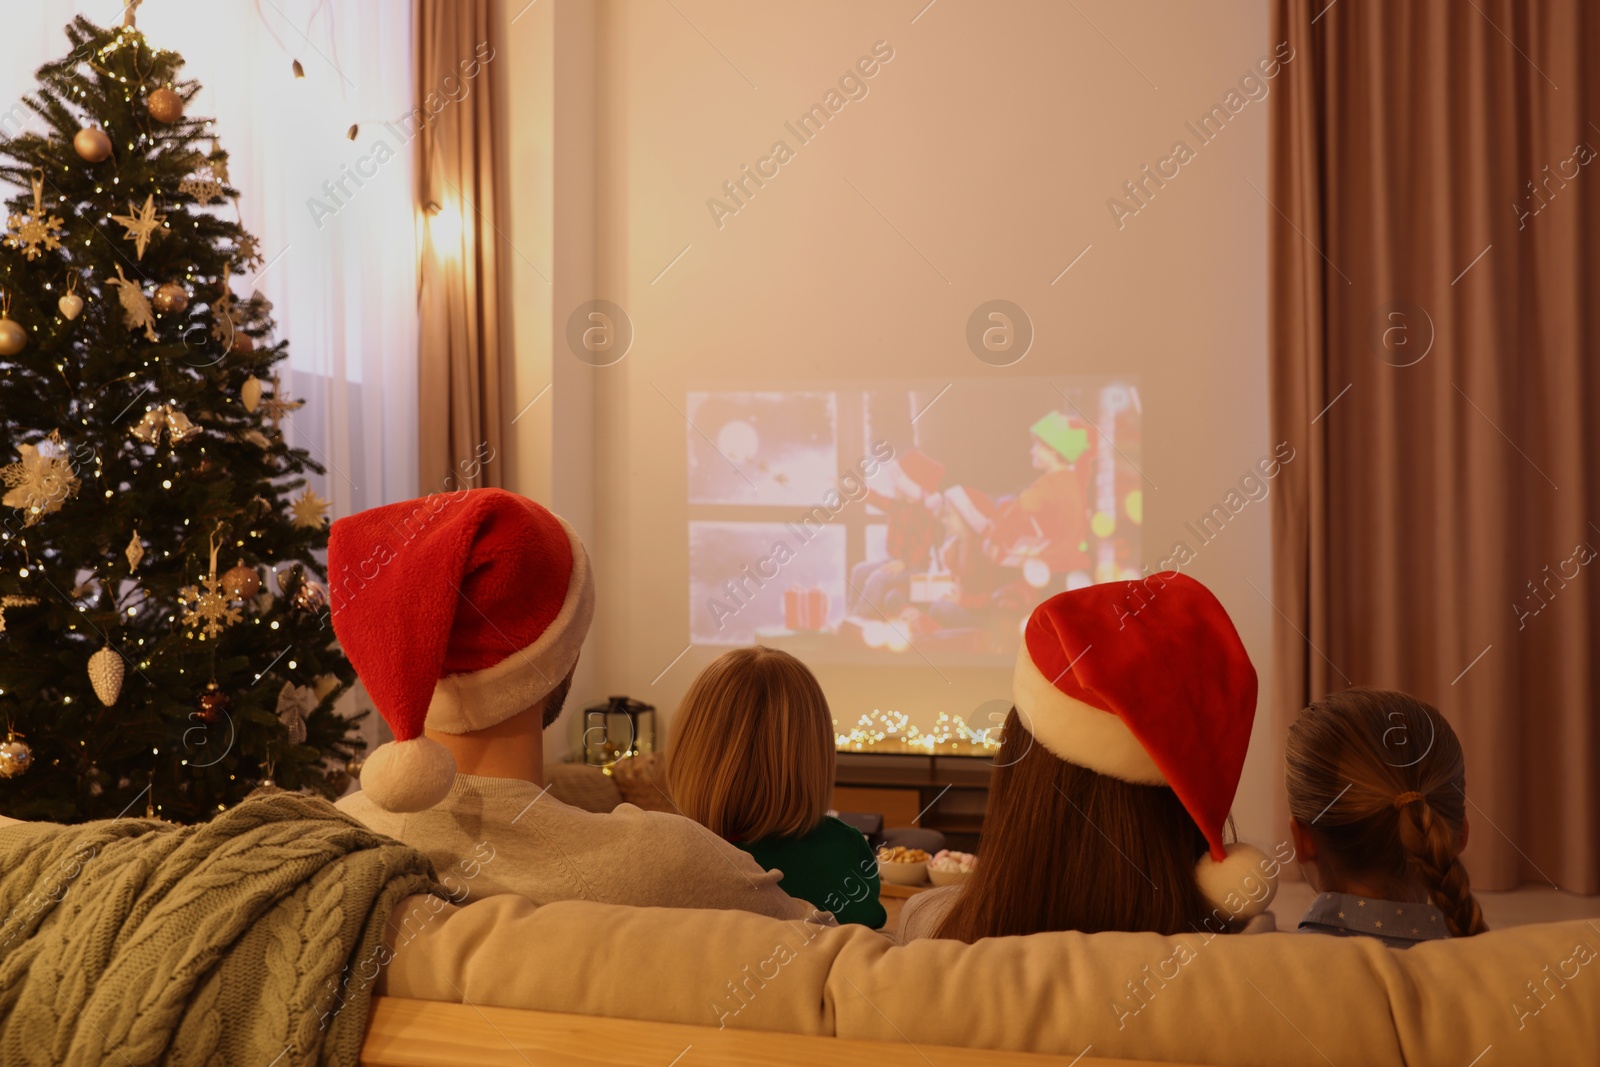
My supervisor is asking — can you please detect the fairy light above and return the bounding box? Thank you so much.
[834,708,1003,754]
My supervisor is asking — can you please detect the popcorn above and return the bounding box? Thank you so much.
[876,845,930,864]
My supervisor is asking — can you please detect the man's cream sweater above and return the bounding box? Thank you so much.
[338,773,823,920]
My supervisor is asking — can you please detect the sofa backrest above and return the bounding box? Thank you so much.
[380,893,1599,1066]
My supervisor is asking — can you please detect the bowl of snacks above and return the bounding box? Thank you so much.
[876,845,930,886]
[928,849,977,886]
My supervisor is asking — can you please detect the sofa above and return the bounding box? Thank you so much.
[373,893,1599,1065]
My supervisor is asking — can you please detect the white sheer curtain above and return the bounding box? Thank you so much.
[0,0,419,518]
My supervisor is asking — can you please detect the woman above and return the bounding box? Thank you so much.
[901,572,1279,941]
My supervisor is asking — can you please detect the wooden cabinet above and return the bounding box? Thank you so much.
[831,752,993,851]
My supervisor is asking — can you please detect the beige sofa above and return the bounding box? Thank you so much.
[377,893,1597,1065]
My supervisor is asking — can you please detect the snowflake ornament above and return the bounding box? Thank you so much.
[3,175,65,261]
[2,430,81,526]
[179,175,225,205]
[179,573,242,638]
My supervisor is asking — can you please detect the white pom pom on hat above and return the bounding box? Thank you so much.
[359,736,457,813]
[1011,572,1278,917]
[1195,842,1277,920]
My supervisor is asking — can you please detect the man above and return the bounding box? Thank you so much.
[330,487,822,920]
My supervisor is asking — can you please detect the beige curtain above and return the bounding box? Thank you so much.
[1270,0,1599,892]
[416,0,504,492]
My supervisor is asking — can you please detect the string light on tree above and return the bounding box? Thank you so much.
[0,12,361,821]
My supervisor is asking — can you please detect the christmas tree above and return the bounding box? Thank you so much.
[0,11,363,823]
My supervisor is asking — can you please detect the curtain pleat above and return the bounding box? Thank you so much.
[416,0,504,493]
[1271,0,1599,892]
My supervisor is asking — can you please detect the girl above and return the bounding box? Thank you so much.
[902,572,1278,942]
[668,646,885,928]
[1285,689,1487,946]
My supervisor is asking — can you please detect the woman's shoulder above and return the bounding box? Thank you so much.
[898,885,960,942]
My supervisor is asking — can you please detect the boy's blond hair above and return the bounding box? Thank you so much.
[667,646,834,841]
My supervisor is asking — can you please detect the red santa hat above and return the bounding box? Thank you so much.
[895,449,946,497]
[328,488,594,813]
[1011,572,1275,919]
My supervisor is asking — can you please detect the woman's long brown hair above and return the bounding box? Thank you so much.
[936,709,1217,942]
[1285,688,1487,938]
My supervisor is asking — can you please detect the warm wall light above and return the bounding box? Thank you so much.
[424,198,464,258]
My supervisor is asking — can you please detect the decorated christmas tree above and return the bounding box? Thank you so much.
[0,10,363,823]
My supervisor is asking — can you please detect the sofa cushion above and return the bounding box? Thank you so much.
[379,894,1599,1065]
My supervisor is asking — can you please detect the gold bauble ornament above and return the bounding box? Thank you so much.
[88,645,125,706]
[0,317,24,357]
[221,559,261,600]
[0,732,32,778]
[73,126,113,162]
[147,87,184,124]
[153,282,189,314]
[346,753,365,780]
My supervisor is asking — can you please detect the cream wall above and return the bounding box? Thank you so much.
[497,0,1279,842]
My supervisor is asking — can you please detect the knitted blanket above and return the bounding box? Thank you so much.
[0,792,443,1066]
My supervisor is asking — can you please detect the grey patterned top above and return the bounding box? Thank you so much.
[1298,891,1451,949]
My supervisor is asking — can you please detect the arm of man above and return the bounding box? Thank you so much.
[606,805,835,923]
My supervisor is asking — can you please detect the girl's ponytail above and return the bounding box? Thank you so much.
[1393,793,1488,938]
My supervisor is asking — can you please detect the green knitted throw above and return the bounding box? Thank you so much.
[0,792,444,1066]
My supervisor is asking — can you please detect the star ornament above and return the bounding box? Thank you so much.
[111,194,167,260]
[260,374,305,432]
[290,487,331,529]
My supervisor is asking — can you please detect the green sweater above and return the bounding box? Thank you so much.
[0,792,442,1066]
[735,816,886,928]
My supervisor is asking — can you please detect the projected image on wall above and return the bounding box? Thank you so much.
[687,379,1143,664]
